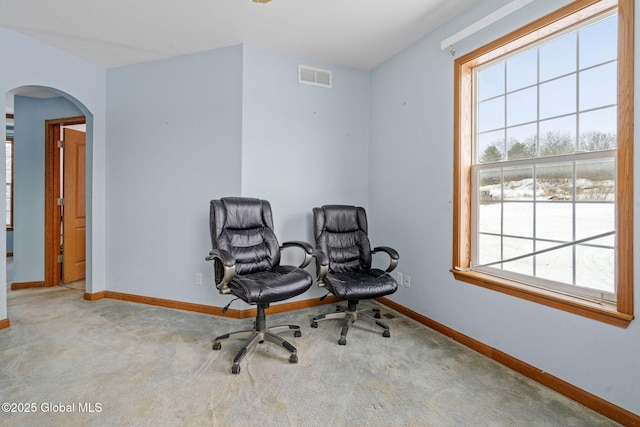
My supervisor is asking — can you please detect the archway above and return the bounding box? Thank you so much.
[5,85,94,297]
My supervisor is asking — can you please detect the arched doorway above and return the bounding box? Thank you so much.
[5,86,93,294]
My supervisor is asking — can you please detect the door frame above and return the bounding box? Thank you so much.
[44,116,86,287]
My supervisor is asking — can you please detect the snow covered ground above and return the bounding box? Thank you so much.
[477,177,615,294]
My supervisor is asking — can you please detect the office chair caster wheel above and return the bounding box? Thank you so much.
[383,330,390,338]
[294,330,302,338]
[373,309,381,319]
[338,338,347,346]
[311,321,318,328]
[289,354,298,364]
[231,365,241,375]
[213,342,221,350]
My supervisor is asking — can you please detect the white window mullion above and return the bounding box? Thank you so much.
[572,161,578,286]
[500,167,505,270]
[532,165,538,277]
[470,9,618,300]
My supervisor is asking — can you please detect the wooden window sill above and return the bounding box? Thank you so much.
[452,269,633,328]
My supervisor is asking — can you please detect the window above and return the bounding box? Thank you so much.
[453,0,633,327]
[5,114,13,230]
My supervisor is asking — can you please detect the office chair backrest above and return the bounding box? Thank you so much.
[313,205,372,274]
[210,197,281,275]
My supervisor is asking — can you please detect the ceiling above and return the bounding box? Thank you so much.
[0,0,478,70]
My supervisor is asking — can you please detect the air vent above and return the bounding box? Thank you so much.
[298,65,332,88]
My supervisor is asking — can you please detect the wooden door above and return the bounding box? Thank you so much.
[62,128,86,283]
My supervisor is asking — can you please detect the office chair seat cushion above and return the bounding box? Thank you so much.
[324,268,398,300]
[229,265,313,304]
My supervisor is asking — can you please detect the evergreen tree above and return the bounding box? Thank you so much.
[480,144,503,163]
[507,136,536,160]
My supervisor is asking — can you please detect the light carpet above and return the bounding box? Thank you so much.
[0,285,619,427]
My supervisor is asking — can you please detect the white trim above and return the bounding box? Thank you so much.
[441,0,535,51]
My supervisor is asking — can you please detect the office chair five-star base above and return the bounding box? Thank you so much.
[213,304,301,374]
[311,300,390,346]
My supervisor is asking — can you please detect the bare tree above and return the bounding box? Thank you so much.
[580,131,616,151]
[540,131,574,156]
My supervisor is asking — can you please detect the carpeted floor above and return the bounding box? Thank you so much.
[0,278,620,427]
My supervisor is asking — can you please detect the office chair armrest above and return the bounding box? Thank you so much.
[205,249,236,294]
[372,246,399,273]
[281,241,314,269]
[313,249,329,287]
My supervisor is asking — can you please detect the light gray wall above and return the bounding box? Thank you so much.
[0,26,106,321]
[241,45,370,295]
[105,45,244,305]
[369,0,640,415]
[105,44,370,306]
[12,96,82,283]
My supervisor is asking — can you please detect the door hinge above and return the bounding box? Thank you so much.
[57,255,63,263]
[57,198,64,206]
[57,140,64,149]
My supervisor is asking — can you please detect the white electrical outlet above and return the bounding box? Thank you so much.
[404,275,411,288]
[195,272,203,285]
[396,271,403,287]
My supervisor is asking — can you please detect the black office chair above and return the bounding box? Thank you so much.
[206,197,314,374]
[311,205,399,345]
